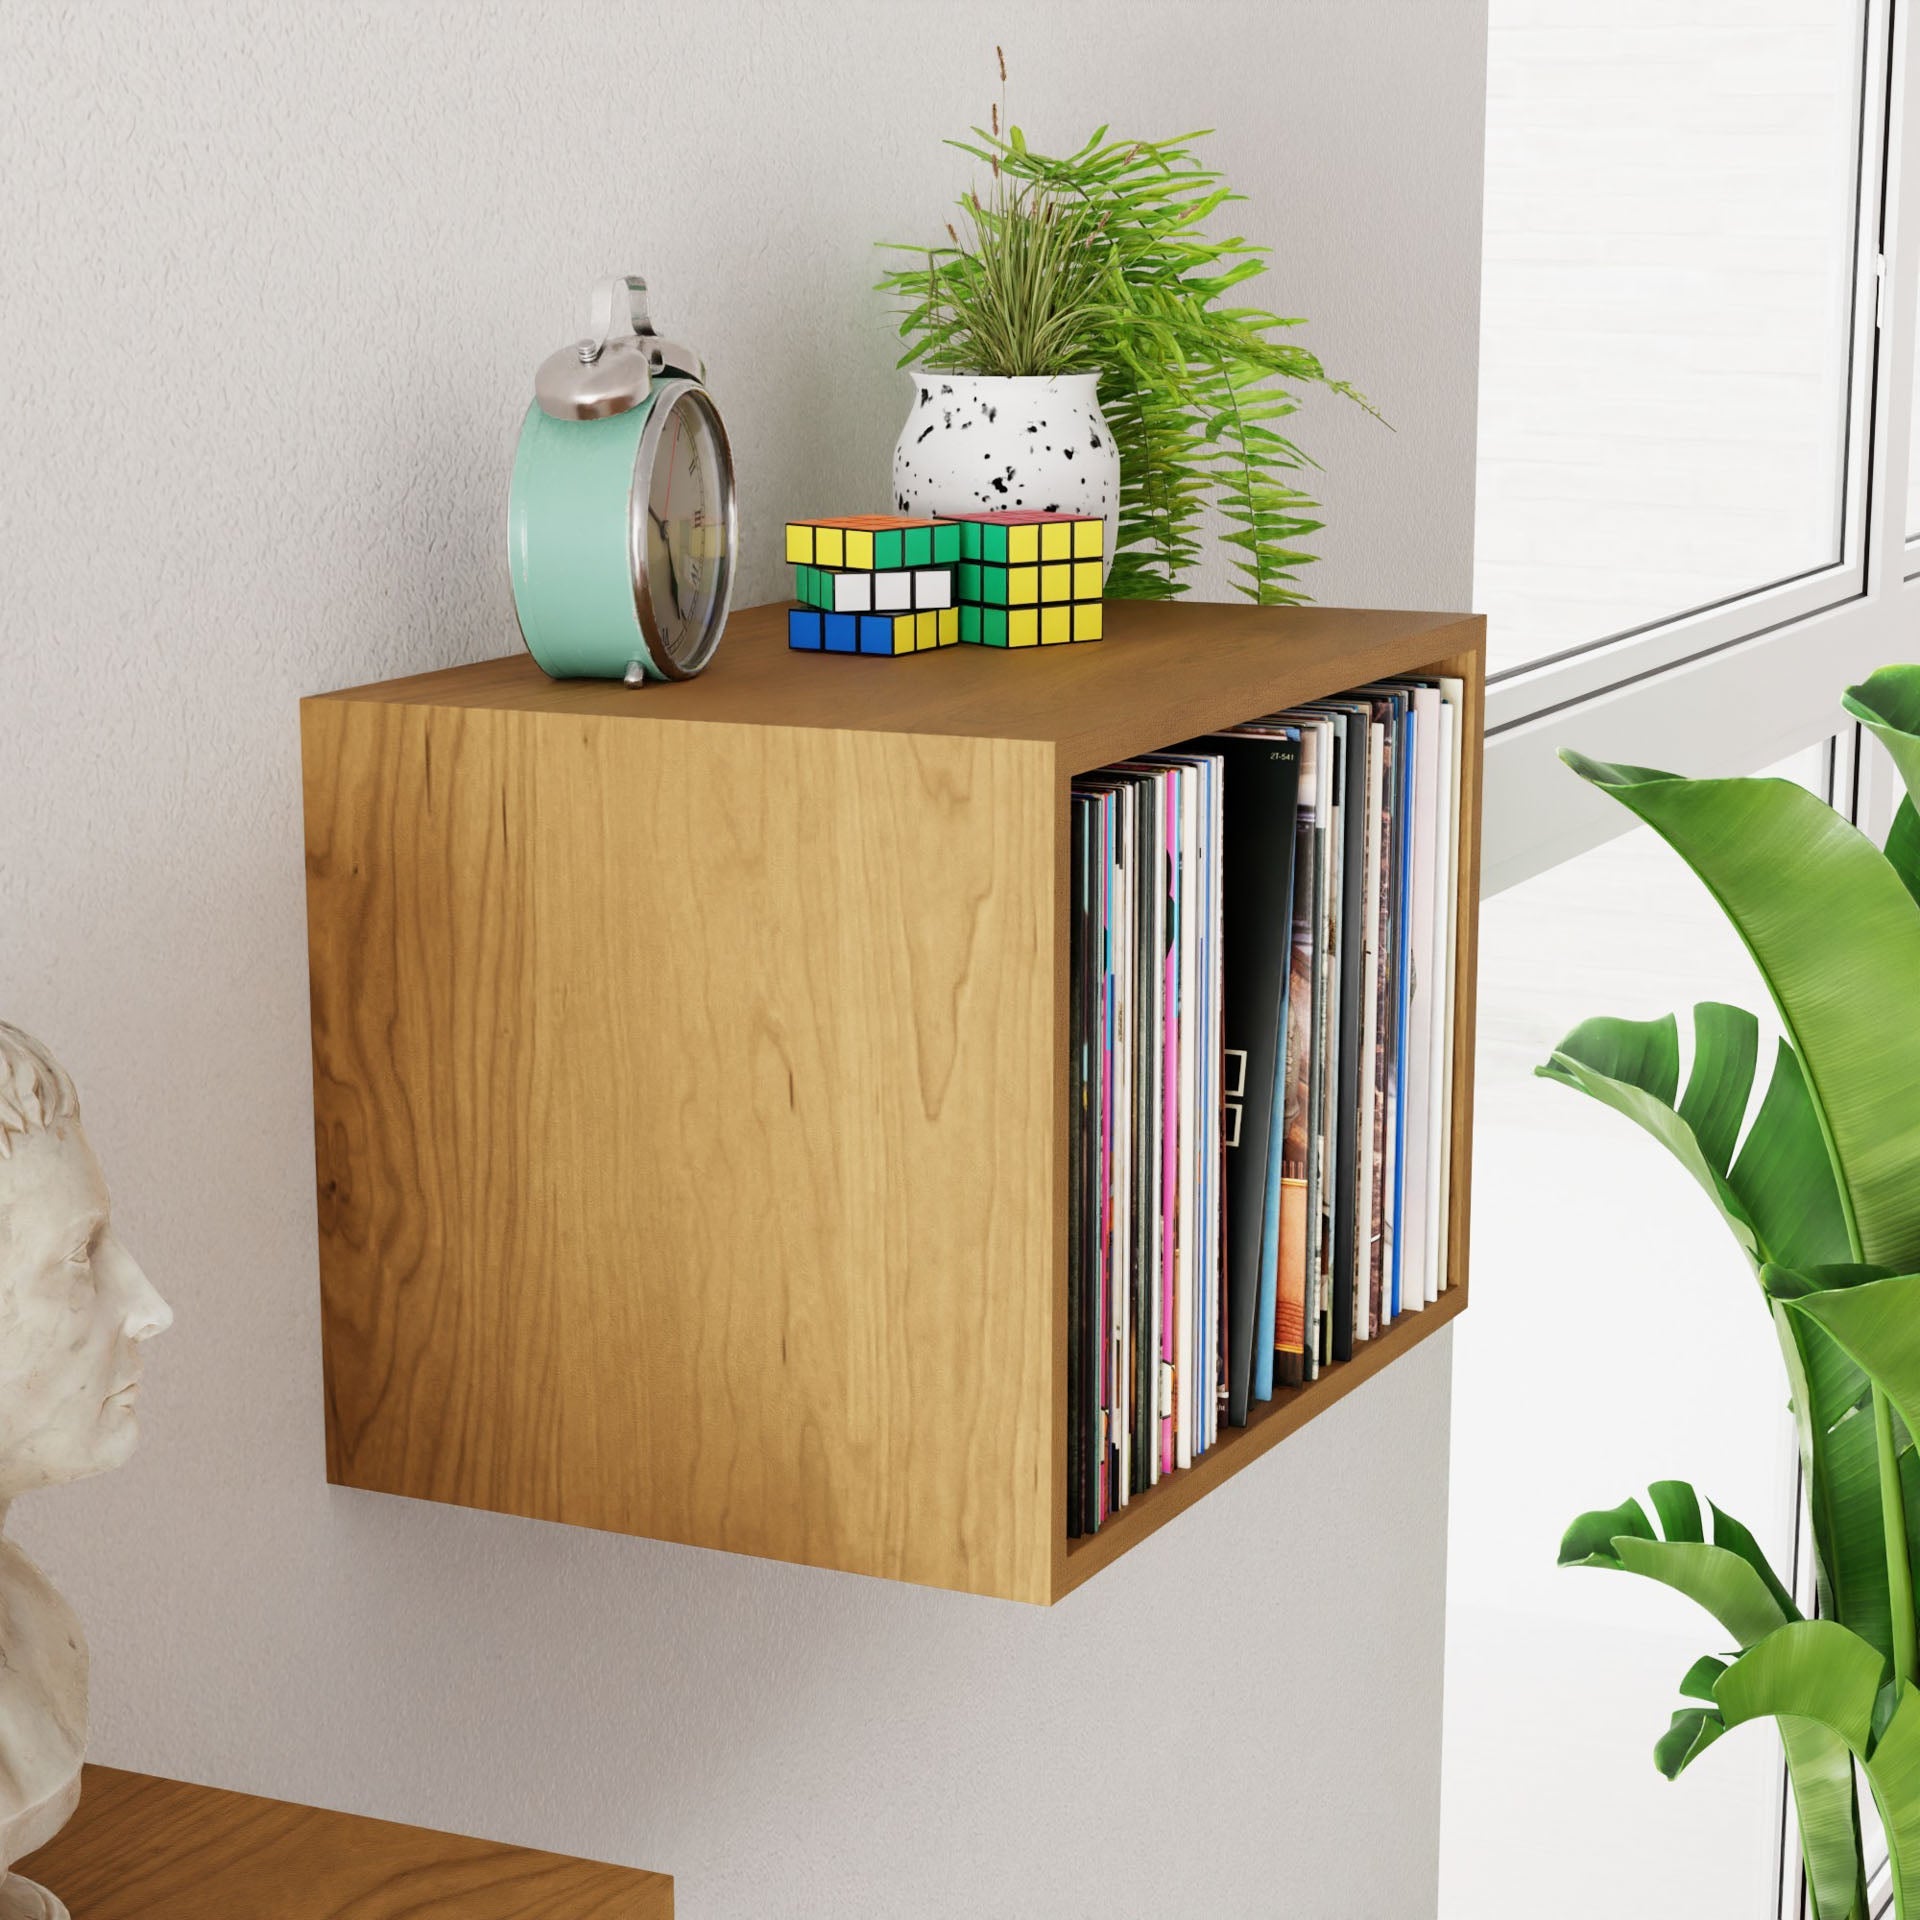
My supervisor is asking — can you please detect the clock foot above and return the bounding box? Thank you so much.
[623,660,647,687]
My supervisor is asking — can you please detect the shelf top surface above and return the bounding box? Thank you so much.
[18,1765,673,1917]
[310,600,1482,771]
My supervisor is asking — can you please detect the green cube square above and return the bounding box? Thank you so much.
[981,521,1008,563]
[982,606,1007,647]
[983,566,1009,607]
[958,519,981,561]
[932,522,961,564]
[959,603,980,644]
[903,525,932,567]
[873,528,904,570]
[958,562,980,602]
[792,565,814,610]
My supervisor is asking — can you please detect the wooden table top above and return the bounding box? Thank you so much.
[15,1765,673,1918]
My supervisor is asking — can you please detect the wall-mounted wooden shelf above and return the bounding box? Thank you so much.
[302,599,1483,1604]
[17,1765,672,1917]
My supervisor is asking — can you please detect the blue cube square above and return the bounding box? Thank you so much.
[824,612,858,654]
[859,614,894,655]
[788,607,823,650]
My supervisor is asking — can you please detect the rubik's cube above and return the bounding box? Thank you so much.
[785,516,962,657]
[945,512,1105,647]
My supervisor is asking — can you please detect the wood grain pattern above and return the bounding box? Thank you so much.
[303,602,1484,1603]
[14,1765,671,1918]
[306,692,1058,1600]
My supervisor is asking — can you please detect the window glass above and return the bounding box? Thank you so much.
[1907,308,1920,539]
[1476,5,1867,675]
[1441,745,1829,1918]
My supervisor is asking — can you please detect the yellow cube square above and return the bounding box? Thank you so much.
[915,609,938,651]
[785,524,813,564]
[845,529,874,571]
[937,606,958,647]
[1007,524,1041,564]
[1008,608,1040,648]
[1073,600,1104,641]
[1072,518,1102,558]
[1008,566,1040,605]
[1041,605,1071,645]
[893,614,916,654]
[1040,521,1072,561]
[816,526,844,568]
[1041,564,1072,603]
[1073,561,1102,599]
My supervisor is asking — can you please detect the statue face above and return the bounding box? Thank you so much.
[0,1119,170,1499]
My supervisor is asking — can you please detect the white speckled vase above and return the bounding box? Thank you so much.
[892,372,1120,581]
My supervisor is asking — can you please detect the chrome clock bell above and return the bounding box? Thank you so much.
[508,276,738,683]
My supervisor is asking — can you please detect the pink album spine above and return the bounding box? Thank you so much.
[1161,777,1179,1477]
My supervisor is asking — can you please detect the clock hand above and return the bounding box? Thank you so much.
[649,506,684,620]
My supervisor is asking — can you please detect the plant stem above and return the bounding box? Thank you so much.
[1875,1383,1916,1691]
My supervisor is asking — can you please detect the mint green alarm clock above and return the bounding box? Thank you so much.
[509,276,738,684]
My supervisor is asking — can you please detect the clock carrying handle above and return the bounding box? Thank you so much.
[583,275,706,385]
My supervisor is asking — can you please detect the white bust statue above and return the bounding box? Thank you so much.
[0,1024,170,1920]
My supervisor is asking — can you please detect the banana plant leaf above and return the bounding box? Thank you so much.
[1563,1488,1877,1912]
[1844,668,1920,810]
[1773,1271,1920,1483]
[1714,1621,1917,1919]
[1843,671,1920,908]
[1560,1481,1798,1643]
[1541,1011,1890,1659]
[1538,1006,1849,1274]
[1562,753,1920,1272]
[1887,800,1920,910]
[1655,1704,1726,1780]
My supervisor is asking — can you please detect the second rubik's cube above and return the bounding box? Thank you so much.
[786,516,961,656]
[946,512,1105,647]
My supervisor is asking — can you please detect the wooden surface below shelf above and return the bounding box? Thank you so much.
[308,599,1484,776]
[14,1765,672,1918]
[1056,1287,1466,1597]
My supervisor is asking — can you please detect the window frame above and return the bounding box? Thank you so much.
[1479,0,1913,901]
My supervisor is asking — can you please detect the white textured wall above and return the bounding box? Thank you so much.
[0,3,1486,1914]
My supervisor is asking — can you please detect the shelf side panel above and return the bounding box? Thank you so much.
[304,697,1057,1601]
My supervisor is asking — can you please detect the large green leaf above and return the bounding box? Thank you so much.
[1867,1685,1920,1920]
[1538,1009,1755,1257]
[1845,671,1920,915]
[1715,1620,1885,1747]
[1560,1482,1798,1646]
[1566,1491,1864,1906]
[1779,1273,1920,1487]
[1654,1704,1725,1780]
[1563,753,1920,1271]
[1730,1042,1854,1274]
[1844,667,1920,810]
[1886,799,1920,911]
[1678,1000,1759,1176]
[1772,1290,1896,1668]
[1781,1714,1871,1920]
[1715,1621,1887,1920]
[1538,1009,1848,1273]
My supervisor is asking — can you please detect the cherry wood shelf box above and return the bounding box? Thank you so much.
[302,600,1483,1605]
[17,1765,672,1918]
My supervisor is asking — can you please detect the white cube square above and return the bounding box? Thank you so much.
[913,569,953,610]
[831,571,872,613]
[873,571,911,611]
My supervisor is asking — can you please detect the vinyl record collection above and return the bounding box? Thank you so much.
[1067,677,1467,1536]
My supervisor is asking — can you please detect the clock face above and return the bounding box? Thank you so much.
[640,384,734,674]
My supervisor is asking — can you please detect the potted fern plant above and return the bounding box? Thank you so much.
[1543,667,1920,1918]
[879,97,1373,603]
